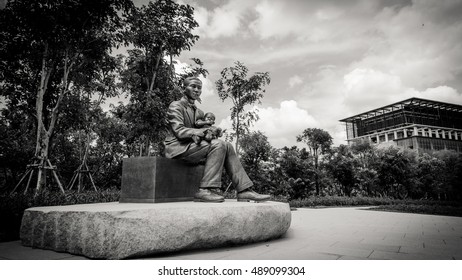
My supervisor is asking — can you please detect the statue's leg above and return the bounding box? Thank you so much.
[175,141,225,202]
[222,141,253,192]
[175,140,226,189]
[198,139,227,189]
[175,141,209,164]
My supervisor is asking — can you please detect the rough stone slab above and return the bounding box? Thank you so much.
[120,157,204,203]
[20,201,291,259]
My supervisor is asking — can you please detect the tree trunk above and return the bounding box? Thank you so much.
[235,117,240,155]
[149,49,163,92]
[235,96,241,154]
[35,49,73,192]
[35,44,52,157]
[314,149,319,196]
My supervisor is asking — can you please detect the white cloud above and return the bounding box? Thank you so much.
[257,100,318,148]
[343,68,403,111]
[350,0,462,89]
[289,75,303,88]
[407,86,462,104]
[343,68,462,113]
[194,0,255,39]
[220,100,318,148]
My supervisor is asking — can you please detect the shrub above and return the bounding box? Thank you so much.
[287,195,462,208]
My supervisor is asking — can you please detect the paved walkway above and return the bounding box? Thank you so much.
[1,207,461,260]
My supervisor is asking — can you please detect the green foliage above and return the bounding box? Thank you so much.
[0,0,134,192]
[289,195,396,208]
[296,128,333,157]
[216,61,270,153]
[239,131,276,194]
[372,204,462,217]
[238,128,461,202]
[324,145,358,196]
[296,128,333,195]
[288,195,462,209]
[373,146,418,198]
[118,0,203,156]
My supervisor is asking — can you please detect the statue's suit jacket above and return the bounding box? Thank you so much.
[164,96,205,158]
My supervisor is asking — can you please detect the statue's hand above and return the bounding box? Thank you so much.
[193,128,207,137]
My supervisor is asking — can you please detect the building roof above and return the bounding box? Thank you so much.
[339,97,462,122]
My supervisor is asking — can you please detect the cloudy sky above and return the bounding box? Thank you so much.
[123,0,462,147]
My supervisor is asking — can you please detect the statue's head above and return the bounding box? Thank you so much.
[183,76,202,102]
[183,76,202,87]
[204,112,216,123]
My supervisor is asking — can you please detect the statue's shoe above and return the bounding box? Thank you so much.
[194,188,225,203]
[237,190,271,202]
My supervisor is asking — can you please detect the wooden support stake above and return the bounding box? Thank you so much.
[48,159,65,194]
[11,168,31,194]
[85,162,98,192]
[24,169,35,195]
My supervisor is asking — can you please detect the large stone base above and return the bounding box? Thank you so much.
[20,201,291,259]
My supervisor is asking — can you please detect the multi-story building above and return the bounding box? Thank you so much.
[340,97,462,154]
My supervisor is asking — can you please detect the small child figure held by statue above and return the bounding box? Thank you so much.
[192,112,223,144]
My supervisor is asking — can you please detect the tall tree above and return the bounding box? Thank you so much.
[120,0,201,156]
[296,128,333,195]
[0,0,133,194]
[275,146,314,199]
[67,54,124,191]
[216,61,270,154]
[324,145,358,196]
[373,146,418,199]
[239,131,274,192]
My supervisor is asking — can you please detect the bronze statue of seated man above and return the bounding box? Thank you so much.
[163,77,270,203]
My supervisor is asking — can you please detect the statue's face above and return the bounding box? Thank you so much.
[205,114,215,124]
[184,80,202,102]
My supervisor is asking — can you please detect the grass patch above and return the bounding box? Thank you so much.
[368,204,462,217]
[287,196,462,217]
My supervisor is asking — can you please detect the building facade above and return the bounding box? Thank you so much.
[340,97,462,154]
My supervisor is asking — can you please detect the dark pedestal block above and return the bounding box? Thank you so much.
[120,157,204,203]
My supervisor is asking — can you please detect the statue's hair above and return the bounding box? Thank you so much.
[183,76,202,87]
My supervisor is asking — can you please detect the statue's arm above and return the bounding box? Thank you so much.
[195,119,208,127]
[167,103,205,140]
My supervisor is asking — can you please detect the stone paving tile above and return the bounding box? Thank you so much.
[383,232,407,239]
[403,233,424,239]
[337,255,368,260]
[400,243,461,259]
[422,233,461,241]
[400,238,427,247]
[359,237,404,247]
[422,239,447,248]
[368,250,436,260]
[316,247,373,259]
[333,241,400,253]
[261,249,341,260]
[156,249,236,260]
[0,241,76,260]
[230,246,339,260]
[60,255,88,260]
[442,239,462,248]
[398,245,453,258]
